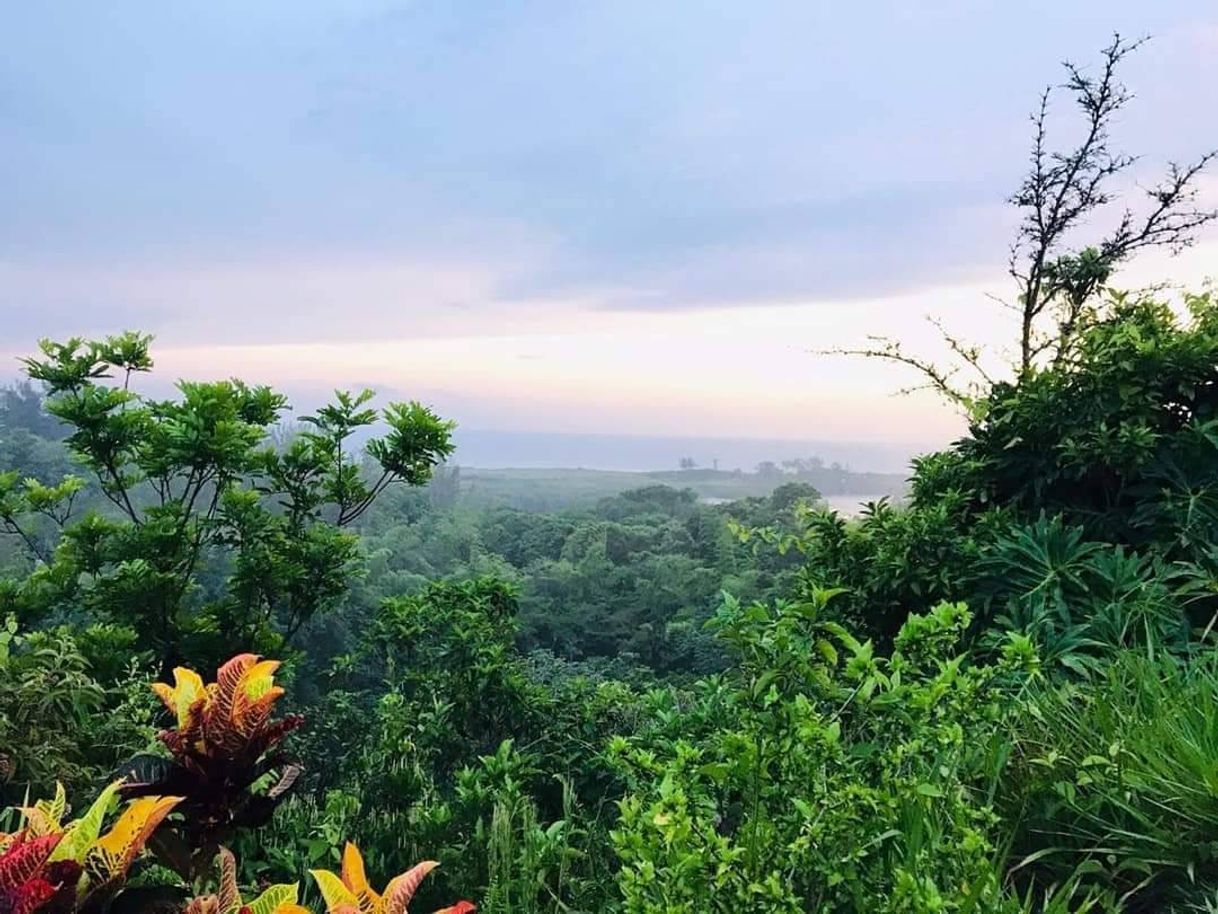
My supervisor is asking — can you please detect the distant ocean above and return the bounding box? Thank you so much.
[450,429,939,475]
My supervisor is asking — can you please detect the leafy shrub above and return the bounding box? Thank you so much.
[610,594,1035,912]
[955,292,1218,555]
[2,654,477,914]
[117,654,304,881]
[977,516,1190,675]
[271,580,634,913]
[309,842,473,914]
[0,621,154,804]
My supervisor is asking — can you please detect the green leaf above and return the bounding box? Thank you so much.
[51,780,123,863]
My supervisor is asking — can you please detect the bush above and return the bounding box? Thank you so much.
[610,594,1034,912]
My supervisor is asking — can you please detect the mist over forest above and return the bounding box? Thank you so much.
[446,429,927,476]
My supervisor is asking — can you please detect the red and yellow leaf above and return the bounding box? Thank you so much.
[153,667,207,729]
[212,654,257,728]
[382,862,438,914]
[239,659,280,702]
[87,795,181,885]
[0,834,62,891]
[217,847,240,914]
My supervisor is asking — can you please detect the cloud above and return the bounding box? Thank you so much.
[0,252,560,347]
[1,1,1217,447]
[6,3,1213,309]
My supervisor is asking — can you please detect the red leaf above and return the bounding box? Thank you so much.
[11,878,56,914]
[0,835,62,892]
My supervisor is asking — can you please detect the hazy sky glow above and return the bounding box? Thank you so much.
[3,2,1217,455]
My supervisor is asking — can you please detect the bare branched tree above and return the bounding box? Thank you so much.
[829,34,1217,405]
[1010,34,1216,372]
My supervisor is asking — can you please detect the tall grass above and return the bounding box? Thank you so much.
[1002,652,1218,910]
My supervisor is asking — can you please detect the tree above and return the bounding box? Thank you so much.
[835,35,1216,406]
[1008,35,1216,373]
[767,481,820,512]
[781,457,825,475]
[0,332,455,671]
[950,289,1218,551]
[0,381,64,440]
[755,460,781,478]
[783,288,1218,646]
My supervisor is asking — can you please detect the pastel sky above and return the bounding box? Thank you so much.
[2,2,1216,453]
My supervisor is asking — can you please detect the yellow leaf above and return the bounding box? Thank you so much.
[153,667,207,728]
[340,844,369,896]
[89,795,182,883]
[240,659,281,702]
[310,869,358,913]
[31,782,68,832]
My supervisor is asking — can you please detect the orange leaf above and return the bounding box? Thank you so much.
[383,862,438,914]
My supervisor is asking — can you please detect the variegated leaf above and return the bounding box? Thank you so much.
[383,862,438,914]
[0,834,62,891]
[50,781,122,864]
[309,869,357,913]
[246,883,299,914]
[87,795,181,885]
[217,847,240,914]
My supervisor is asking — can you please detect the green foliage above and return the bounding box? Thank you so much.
[6,286,1218,912]
[367,579,539,771]
[351,483,807,673]
[611,595,1029,912]
[977,516,1189,675]
[746,291,1218,650]
[956,293,1218,546]
[277,579,638,912]
[754,495,990,644]
[1005,653,1218,908]
[0,620,154,803]
[0,333,455,669]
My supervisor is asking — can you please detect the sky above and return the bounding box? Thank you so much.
[2,1,1217,465]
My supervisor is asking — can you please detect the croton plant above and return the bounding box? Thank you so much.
[127,653,305,882]
[309,843,474,914]
[0,654,474,914]
[0,781,180,914]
